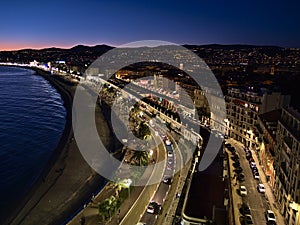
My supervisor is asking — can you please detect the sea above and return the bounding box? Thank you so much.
[0,66,66,218]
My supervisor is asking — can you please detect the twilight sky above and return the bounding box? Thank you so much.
[0,0,299,50]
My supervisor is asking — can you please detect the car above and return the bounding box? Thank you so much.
[243,146,249,152]
[238,173,245,181]
[147,202,157,214]
[136,223,146,225]
[229,147,236,153]
[233,162,241,167]
[167,151,173,157]
[252,167,258,173]
[168,158,173,164]
[232,157,240,163]
[250,162,256,168]
[248,157,254,163]
[253,172,260,180]
[165,139,172,146]
[234,166,243,173]
[267,221,277,225]
[147,202,160,214]
[266,210,276,223]
[225,143,231,148]
[240,203,251,215]
[245,214,254,224]
[257,183,266,193]
[240,185,247,196]
[166,144,172,151]
[162,176,172,184]
[246,154,253,160]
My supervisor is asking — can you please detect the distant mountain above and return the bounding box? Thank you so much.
[70,44,113,53]
[183,44,284,50]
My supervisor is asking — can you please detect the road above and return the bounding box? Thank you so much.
[229,139,269,224]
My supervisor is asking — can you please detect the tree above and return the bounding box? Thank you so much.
[130,149,150,166]
[138,121,151,140]
[106,181,123,198]
[98,196,118,221]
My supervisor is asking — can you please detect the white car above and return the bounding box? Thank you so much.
[250,162,256,168]
[165,139,172,146]
[167,151,173,157]
[257,183,266,193]
[266,210,276,222]
[240,185,247,196]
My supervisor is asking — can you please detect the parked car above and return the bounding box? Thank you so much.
[229,147,236,153]
[233,162,241,168]
[257,183,266,193]
[266,210,276,223]
[253,172,260,180]
[234,167,243,173]
[238,173,245,181]
[246,154,253,160]
[250,162,256,168]
[252,167,258,174]
[240,185,247,196]
[244,214,254,224]
[167,151,173,157]
[240,203,251,215]
[225,143,231,148]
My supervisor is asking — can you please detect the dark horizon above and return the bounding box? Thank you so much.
[0,42,297,52]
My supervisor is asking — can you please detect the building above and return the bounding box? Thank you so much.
[194,89,207,108]
[181,147,227,225]
[225,87,290,150]
[274,107,300,225]
[257,109,281,188]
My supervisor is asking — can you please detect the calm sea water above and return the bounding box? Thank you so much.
[0,66,66,217]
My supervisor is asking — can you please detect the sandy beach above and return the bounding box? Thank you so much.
[3,70,115,225]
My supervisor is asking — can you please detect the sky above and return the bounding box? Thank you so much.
[0,0,299,50]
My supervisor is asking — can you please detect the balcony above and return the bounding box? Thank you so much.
[279,118,300,141]
[284,136,293,150]
[280,162,288,177]
[278,173,288,193]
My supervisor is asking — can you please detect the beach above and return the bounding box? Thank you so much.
[3,69,114,225]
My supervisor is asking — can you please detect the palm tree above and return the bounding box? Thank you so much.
[130,149,150,166]
[106,181,123,198]
[138,121,151,140]
[98,196,118,221]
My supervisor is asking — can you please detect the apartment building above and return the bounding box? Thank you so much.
[274,107,300,225]
[257,109,281,188]
[225,87,290,149]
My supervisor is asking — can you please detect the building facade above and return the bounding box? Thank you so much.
[257,109,281,188]
[274,107,300,225]
[225,87,290,150]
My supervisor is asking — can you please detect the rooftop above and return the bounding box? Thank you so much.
[182,148,226,224]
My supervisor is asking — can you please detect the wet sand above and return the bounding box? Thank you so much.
[3,70,115,225]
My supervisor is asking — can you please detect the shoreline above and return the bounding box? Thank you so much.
[1,66,114,225]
